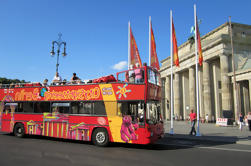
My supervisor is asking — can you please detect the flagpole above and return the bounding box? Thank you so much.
[149,16,151,66]
[128,21,131,69]
[170,10,174,135]
[194,4,201,136]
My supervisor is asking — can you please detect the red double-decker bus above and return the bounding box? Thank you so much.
[0,66,163,146]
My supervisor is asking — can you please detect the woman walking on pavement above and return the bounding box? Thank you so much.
[189,109,197,136]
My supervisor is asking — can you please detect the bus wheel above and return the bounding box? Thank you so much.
[13,123,25,138]
[92,128,109,147]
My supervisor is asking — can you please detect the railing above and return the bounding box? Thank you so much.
[0,77,118,89]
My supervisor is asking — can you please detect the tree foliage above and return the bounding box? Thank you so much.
[0,77,28,84]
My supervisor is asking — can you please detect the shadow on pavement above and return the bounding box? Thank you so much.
[108,142,192,150]
[158,133,250,147]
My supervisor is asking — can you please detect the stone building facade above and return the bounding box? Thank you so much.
[160,22,251,122]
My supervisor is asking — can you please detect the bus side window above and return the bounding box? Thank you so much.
[22,102,34,113]
[52,103,70,114]
[120,102,129,115]
[93,102,106,115]
[71,102,79,114]
[4,103,18,113]
[61,107,70,114]
[117,103,122,116]
[3,104,10,113]
[34,102,42,113]
[117,102,127,116]
[79,102,93,115]
[18,103,24,112]
[34,102,50,113]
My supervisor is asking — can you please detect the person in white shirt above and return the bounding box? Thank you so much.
[52,72,62,85]
[205,114,209,123]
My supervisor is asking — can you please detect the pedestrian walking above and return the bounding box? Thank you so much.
[205,114,209,123]
[247,112,251,131]
[239,113,244,131]
[189,109,197,136]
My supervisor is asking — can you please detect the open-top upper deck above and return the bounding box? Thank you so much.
[0,66,161,102]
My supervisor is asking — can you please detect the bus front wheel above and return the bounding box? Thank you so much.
[13,123,25,138]
[92,128,109,147]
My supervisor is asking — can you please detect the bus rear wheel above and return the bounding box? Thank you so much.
[92,128,109,147]
[13,123,25,138]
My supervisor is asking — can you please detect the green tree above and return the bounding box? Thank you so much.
[0,77,29,84]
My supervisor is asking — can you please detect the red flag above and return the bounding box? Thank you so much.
[172,18,179,67]
[196,17,203,66]
[130,27,142,68]
[150,23,160,70]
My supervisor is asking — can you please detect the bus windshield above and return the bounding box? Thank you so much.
[148,68,160,86]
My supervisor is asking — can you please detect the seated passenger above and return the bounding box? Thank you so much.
[52,72,62,85]
[134,63,143,83]
[9,82,15,88]
[60,79,67,85]
[42,79,48,86]
[128,65,135,83]
[70,73,80,84]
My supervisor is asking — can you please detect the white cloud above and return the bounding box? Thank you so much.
[112,61,128,70]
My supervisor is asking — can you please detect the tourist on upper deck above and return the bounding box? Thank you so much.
[42,79,48,86]
[52,72,62,85]
[134,63,143,83]
[9,82,15,88]
[60,79,67,85]
[70,73,80,84]
[129,64,135,83]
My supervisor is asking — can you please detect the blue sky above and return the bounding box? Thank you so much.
[0,0,250,83]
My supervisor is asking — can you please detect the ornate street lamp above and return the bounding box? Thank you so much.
[50,33,67,73]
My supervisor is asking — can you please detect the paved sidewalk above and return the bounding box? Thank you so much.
[162,120,251,145]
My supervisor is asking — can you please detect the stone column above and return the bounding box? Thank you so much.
[220,54,232,112]
[161,78,166,120]
[233,83,241,120]
[243,82,249,115]
[173,73,181,118]
[189,67,195,111]
[212,62,220,120]
[198,66,204,119]
[165,76,171,120]
[182,72,189,120]
[203,61,212,121]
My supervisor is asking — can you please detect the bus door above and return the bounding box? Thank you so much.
[117,101,145,143]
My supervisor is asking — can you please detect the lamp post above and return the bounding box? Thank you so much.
[50,33,67,73]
